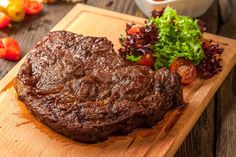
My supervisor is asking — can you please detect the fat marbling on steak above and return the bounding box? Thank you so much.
[16,31,184,143]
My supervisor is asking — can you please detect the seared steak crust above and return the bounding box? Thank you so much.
[16,31,183,143]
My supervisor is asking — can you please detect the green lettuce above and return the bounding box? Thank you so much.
[150,7,204,69]
[126,55,142,62]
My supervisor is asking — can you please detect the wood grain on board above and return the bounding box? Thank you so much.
[0,4,236,157]
[216,0,236,156]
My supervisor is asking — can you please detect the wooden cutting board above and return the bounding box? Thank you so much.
[0,4,236,157]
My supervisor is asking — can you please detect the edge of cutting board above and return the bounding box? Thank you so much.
[0,4,236,157]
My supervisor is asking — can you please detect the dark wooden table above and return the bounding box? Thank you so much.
[0,0,235,156]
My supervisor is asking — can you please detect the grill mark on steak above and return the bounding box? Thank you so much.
[16,31,184,143]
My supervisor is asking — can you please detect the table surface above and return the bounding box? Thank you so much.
[0,0,235,157]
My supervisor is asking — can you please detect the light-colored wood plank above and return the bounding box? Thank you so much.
[0,4,236,157]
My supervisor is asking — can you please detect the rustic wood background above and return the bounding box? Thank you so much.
[0,0,235,156]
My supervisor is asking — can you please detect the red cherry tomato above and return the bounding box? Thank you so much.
[0,38,21,61]
[127,27,141,35]
[0,13,11,29]
[138,54,155,67]
[170,58,197,85]
[24,0,43,15]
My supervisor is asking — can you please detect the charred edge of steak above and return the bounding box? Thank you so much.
[16,31,184,143]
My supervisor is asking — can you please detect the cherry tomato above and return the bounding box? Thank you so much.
[138,54,155,67]
[24,0,43,15]
[127,27,140,35]
[170,58,197,85]
[0,38,21,61]
[0,13,11,29]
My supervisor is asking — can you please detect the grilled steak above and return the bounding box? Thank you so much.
[16,31,184,143]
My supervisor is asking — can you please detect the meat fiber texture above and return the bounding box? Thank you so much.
[16,31,184,143]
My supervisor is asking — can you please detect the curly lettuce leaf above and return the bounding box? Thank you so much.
[150,7,204,69]
[126,55,142,62]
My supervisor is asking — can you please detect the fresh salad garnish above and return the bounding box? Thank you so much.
[138,54,155,67]
[170,58,197,85]
[150,7,204,68]
[198,40,223,78]
[119,23,158,66]
[119,7,223,85]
